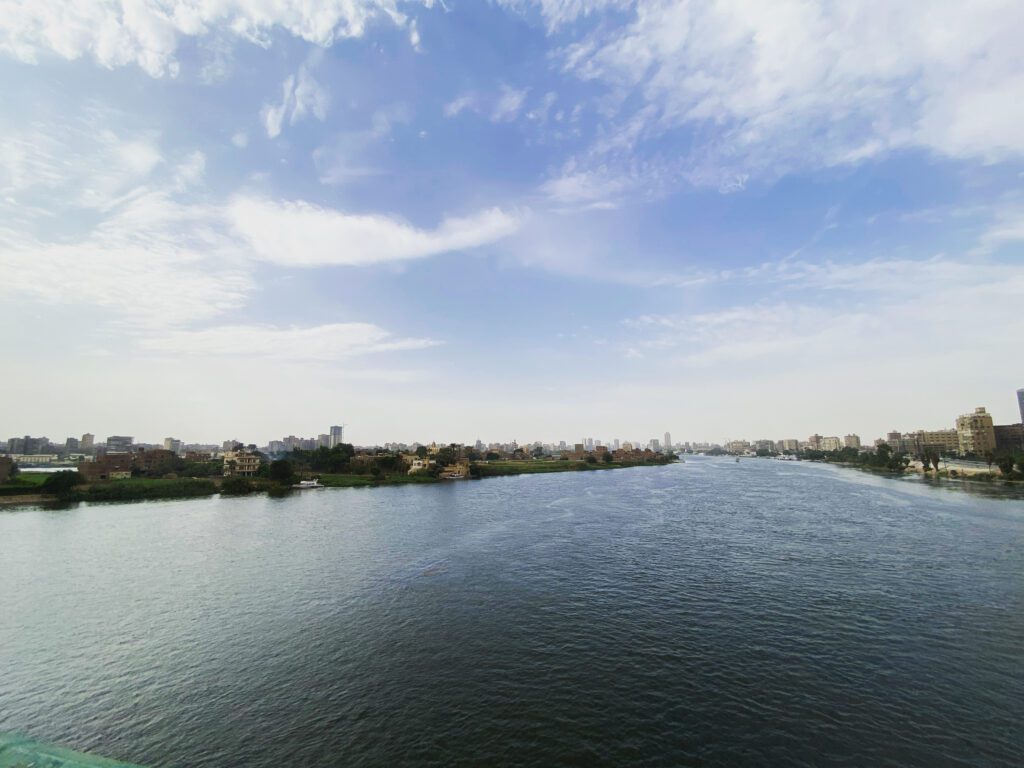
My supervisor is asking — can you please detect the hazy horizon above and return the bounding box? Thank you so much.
[2,2,1022,445]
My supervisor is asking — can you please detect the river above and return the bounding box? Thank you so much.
[1,457,1021,766]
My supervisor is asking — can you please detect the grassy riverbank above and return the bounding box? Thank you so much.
[0,458,673,507]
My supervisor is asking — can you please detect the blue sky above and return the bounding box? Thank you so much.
[1,0,1022,445]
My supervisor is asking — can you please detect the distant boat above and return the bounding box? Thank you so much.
[735,457,740,463]
[293,479,325,489]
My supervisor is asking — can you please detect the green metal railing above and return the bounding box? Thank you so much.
[0,734,145,768]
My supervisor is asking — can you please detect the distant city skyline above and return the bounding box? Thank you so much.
[1,3,1021,442]
[5,390,1021,452]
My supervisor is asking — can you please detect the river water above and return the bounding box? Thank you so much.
[1,457,1021,766]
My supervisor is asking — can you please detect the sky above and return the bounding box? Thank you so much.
[1,0,1022,447]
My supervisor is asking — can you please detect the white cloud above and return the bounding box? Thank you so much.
[312,105,410,185]
[228,197,520,266]
[141,323,440,360]
[621,255,1024,371]
[0,191,252,327]
[491,85,529,122]
[443,93,475,118]
[497,0,632,32]
[261,64,328,138]
[443,85,529,123]
[517,0,1024,190]
[230,131,248,148]
[0,0,427,77]
[0,117,163,215]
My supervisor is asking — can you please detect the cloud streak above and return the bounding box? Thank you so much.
[141,323,440,360]
[229,197,520,266]
[0,0,427,77]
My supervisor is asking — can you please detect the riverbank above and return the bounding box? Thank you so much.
[0,459,670,507]
[798,456,1022,484]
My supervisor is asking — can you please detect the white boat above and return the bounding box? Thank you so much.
[293,479,325,489]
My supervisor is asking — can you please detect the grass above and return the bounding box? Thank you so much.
[475,460,622,477]
[69,478,219,502]
[316,473,439,488]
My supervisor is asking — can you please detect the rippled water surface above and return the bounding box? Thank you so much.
[2,458,1022,766]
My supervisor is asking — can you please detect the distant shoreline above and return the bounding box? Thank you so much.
[0,458,672,508]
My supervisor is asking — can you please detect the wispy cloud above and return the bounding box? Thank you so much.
[229,197,520,266]
[261,63,328,138]
[0,0,428,77]
[443,85,530,123]
[141,323,441,361]
[511,0,1024,193]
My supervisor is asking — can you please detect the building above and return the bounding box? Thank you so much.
[329,425,345,448]
[726,440,750,454]
[7,436,48,455]
[994,424,1024,453]
[956,407,996,456]
[1018,388,1024,424]
[884,431,903,451]
[844,434,861,449]
[0,456,13,483]
[904,429,959,456]
[134,448,177,473]
[650,438,661,451]
[663,432,672,451]
[81,433,95,451]
[78,454,134,482]
[106,435,133,453]
[163,437,183,454]
[821,436,843,451]
[778,439,800,453]
[223,449,261,477]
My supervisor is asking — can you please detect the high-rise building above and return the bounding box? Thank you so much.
[663,432,672,451]
[956,407,996,456]
[329,425,345,448]
[106,436,133,453]
[163,437,183,454]
[612,438,620,450]
[650,438,661,451]
[318,433,330,448]
[844,434,861,449]
[81,433,95,452]
[819,436,842,451]
[65,437,80,452]
[1018,388,1024,423]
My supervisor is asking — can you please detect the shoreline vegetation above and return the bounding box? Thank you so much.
[0,457,673,508]
[794,443,1024,485]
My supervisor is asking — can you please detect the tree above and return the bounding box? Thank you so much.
[415,445,428,458]
[984,451,995,471]
[435,448,457,466]
[996,455,1016,476]
[601,451,613,463]
[41,470,80,496]
[221,476,255,495]
[269,459,295,485]
[923,449,939,472]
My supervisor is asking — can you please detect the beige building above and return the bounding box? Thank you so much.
[956,407,996,456]
[223,450,261,477]
[843,434,861,449]
[821,436,843,451]
[904,429,960,455]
